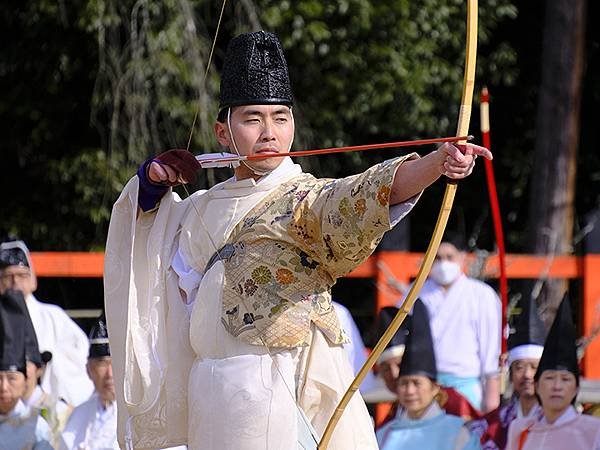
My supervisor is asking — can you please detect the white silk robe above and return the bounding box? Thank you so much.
[25,294,94,407]
[105,157,418,449]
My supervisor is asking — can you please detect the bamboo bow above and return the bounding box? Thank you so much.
[183,1,479,448]
[317,1,479,447]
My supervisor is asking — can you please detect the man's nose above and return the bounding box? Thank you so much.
[260,120,276,140]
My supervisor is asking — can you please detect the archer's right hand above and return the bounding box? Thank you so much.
[147,149,201,185]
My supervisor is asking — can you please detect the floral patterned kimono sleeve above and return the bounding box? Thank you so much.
[289,153,419,280]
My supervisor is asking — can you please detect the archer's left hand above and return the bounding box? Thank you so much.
[438,142,493,179]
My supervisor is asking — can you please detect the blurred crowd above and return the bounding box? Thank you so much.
[1,236,598,449]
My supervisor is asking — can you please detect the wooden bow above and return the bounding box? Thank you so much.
[317,1,479,447]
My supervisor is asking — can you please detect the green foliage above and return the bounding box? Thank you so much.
[1,0,519,250]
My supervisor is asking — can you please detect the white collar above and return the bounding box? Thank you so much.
[94,393,116,414]
[399,400,443,421]
[541,405,577,425]
[209,157,302,198]
[517,400,541,419]
[0,399,27,420]
[23,385,44,408]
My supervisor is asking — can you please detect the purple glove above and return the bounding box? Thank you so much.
[152,149,201,185]
[137,149,201,212]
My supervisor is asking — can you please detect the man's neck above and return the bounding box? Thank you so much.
[519,395,538,417]
[98,396,114,410]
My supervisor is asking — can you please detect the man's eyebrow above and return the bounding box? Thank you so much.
[241,109,264,116]
[241,108,291,116]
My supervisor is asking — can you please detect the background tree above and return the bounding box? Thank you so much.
[525,0,587,323]
[2,0,600,319]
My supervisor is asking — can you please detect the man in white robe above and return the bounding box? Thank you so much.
[60,315,119,450]
[399,233,501,412]
[0,240,94,407]
[104,30,491,450]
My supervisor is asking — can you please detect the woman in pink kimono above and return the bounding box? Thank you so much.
[506,295,600,450]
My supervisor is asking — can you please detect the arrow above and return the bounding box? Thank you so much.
[195,134,473,168]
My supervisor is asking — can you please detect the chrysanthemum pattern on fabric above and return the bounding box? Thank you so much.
[218,155,414,347]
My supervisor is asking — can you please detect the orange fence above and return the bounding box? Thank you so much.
[30,251,600,379]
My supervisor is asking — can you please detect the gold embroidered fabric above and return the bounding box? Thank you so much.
[219,155,415,348]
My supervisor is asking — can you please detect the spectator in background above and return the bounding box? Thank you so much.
[376,299,481,450]
[0,240,93,406]
[467,294,545,449]
[0,290,53,449]
[332,301,377,393]
[376,305,480,428]
[398,232,501,412]
[19,287,73,449]
[60,314,118,450]
[506,295,600,450]
[376,306,411,395]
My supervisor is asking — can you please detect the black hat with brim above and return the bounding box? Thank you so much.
[376,306,411,364]
[535,293,579,380]
[398,299,437,380]
[219,31,293,111]
[89,313,110,359]
[0,290,28,374]
[0,240,30,269]
[507,291,547,365]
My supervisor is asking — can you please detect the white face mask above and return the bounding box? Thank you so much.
[429,260,462,286]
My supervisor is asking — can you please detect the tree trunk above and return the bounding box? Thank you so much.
[527,0,586,325]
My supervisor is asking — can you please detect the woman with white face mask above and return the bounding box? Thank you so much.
[397,233,502,414]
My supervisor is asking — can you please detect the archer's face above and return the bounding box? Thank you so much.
[214,104,294,180]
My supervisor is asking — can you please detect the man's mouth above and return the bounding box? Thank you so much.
[255,148,279,155]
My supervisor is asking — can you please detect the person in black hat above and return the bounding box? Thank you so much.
[376,307,412,393]
[5,287,73,449]
[506,294,600,450]
[106,30,491,449]
[376,300,481,450]
[0,290,53,449]
[467,293,545,449]
[374,306,480,429]
[0,239,93,407]
[60,314,118,450]
[398,231,502,413]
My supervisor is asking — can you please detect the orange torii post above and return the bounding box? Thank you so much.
[30,251,600,381]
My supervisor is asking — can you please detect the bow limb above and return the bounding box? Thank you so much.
[317,1,478,448]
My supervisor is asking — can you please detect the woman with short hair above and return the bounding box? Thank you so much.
[506,295,600,450]
[376,299,481,450]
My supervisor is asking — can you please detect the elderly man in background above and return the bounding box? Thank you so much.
[60,314,119,450]
[0,240,93,407]
[467,294,545,449]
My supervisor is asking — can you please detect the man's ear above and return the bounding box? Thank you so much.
[214,122,231,147]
